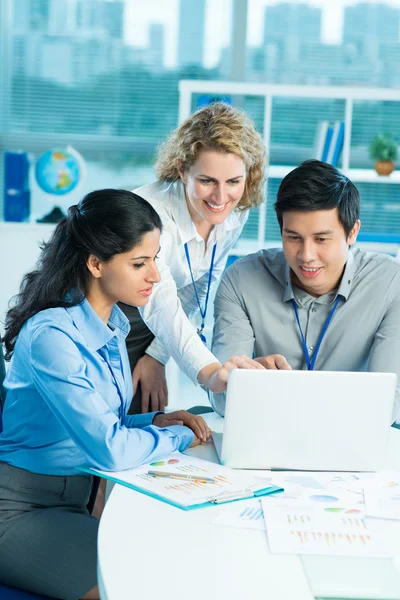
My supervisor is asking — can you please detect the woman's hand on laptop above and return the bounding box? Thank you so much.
[189,435,202,448]
[199,356,266,394]
[254,354,292,370]
[153,410,212,443]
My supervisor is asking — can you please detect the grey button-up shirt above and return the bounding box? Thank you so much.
[210,247,400,423]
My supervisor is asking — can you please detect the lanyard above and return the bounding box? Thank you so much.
[184,242,217,345]
[291,296,341,371]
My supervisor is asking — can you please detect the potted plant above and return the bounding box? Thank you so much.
[369,133,398,176]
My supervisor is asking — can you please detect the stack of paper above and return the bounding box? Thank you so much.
[212,469,400,558]
[261,504,389,558]
[212,470,366,533]
[363,473,400,521]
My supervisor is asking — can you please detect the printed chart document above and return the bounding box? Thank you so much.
[212,471,366,533]
[78,452,282,510]
[261,503,391,558]
[363,473,400,521]
[212,498,266,532]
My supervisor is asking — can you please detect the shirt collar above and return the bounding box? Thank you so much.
[282,249,355,304]
[168,180,243,246]
[336,249,355,301]
[283,262,296,302]
[168,180,197,245]
[66,299,130,351]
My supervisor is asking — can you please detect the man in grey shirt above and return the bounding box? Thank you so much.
[210,160,400,424]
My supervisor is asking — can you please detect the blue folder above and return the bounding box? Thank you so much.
[321,126,334,162]
[77,463,283,511]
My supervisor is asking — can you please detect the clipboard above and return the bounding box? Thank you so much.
[77,451,283,510]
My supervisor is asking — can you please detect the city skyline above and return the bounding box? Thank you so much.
[11,0,400,88]
[124,0,400,68]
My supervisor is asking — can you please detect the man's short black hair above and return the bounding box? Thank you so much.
[274,160,360,238]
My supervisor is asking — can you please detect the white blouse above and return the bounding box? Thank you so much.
[135,180,248,384]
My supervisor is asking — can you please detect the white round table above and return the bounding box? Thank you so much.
[98,414,400,600]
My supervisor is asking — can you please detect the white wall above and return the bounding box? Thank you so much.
[0,222,55,326]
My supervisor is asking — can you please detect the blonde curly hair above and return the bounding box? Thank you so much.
[155,102,267,210]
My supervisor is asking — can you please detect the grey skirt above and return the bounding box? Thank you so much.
[0,461,99,600]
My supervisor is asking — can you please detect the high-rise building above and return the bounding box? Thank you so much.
[13,0,50,33]
[12,0,31,33]
[300,43,373,86]
[177,0,206,68]
[99,0,124,39]
[344,3,400,73]
[48,0,76,36]
[29,0,51,31]
[263,3,321,73]
[12,0,125,85]
[75,0,124,39]
[148,23,165,68]
[263,3,321,45]
[380,44,400,87]
[344,3,400,46]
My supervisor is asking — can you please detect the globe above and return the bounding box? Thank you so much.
[35,147,84,196]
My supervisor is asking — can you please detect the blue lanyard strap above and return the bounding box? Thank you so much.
[184,242,217,344]
[291,296,341,371]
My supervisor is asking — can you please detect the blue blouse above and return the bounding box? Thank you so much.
[0,300,194,475]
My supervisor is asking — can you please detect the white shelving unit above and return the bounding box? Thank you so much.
[269,166,400,184]
[179,80,400,252]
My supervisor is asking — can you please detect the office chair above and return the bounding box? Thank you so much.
[0,342,6,412]
[0,585,53,600]
[187,405,213,415]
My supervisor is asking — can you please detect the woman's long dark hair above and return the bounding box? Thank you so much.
[2,189,162,360]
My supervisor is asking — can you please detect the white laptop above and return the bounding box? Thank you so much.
[213,370,396,471]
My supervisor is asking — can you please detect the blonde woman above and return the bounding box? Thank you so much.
[120,102,267,414]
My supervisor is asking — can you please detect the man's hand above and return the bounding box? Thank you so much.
[199,355,266,394]
[152,410,212,443]
[132,354,168,413]
[255,354,292,370]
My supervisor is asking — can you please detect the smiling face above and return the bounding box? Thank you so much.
[178,150,246,228]
[282,209,360,297]
[86,229,161,319]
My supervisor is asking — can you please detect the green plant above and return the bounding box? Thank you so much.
[369,133,398,162]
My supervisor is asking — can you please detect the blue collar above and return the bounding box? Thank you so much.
[66,299,130,351]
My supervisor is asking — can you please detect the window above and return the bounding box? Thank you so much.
[0,0,233,219]
[1,0,400,248]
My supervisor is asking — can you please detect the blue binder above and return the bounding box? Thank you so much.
[321,126,334,163]
[4,151,31,222]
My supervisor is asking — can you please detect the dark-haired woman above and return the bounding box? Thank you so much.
[0,189,259,600]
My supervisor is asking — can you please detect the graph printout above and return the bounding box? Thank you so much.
[88,452,275,508]
[262,504,390,558]
[212,471,366,533]
[212,499,266,531]
[364,476,400,521]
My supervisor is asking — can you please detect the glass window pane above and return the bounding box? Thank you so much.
[351,101,400,169]
[270,98,345,167]
[265,177,282,243]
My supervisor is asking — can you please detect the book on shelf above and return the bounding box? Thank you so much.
[321,125,334,162]
[326,121,345,167]
[315,121,330,161]
[315,120,345,166]
[77,452,283,510]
